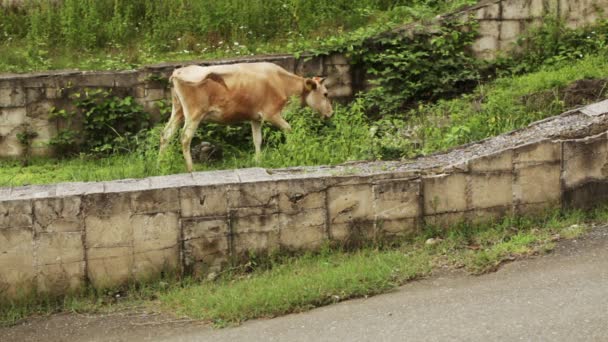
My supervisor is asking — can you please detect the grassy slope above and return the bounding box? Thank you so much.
[2,207,605,326]
[0,0,475,73]
[2,53,608,187]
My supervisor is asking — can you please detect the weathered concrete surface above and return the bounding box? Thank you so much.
[2,0,607,158]
[2,99,608,299]
[2,225,606,342]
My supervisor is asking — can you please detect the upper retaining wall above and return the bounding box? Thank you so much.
[2,99,608,299]
[2,0,608,158]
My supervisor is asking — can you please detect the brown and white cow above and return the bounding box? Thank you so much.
[159,62,333,172]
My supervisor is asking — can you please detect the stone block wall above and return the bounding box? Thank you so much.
[2,100,608,300]
[460,0,608,59]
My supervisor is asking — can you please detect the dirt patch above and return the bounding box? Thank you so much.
[523,78,608,112]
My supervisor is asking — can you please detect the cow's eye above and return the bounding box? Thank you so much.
[324,93,328,97]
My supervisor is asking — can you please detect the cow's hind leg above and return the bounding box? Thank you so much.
[251,120,263,162]
[159,90,184,154]
[181,117,202,172]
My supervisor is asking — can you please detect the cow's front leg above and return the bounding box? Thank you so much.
[181,118,201,172]
[267,115,292,133]
[251,120,262,162]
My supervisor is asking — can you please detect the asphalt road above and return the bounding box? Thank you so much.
[3,225,608,342]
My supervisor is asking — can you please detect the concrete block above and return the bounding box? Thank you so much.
[182,217,230,276]
[113,71,139,88]
[475,3,501,19]
[516,202,559,216]
[45,87,62,100]
[134,85,146,99]
[133,247,180,282]
[0,200,32,229]
[326,53,349,65]
[376,218,418,237]
[514,164,562,205]
[56,182,104,197]
[84,193,133,249]
[469,150,513,172]
[191,169,240,186]
[328,184,373,224]
[130,189,180,214]
[0,132,23,157]
[85,213,132,249]
[470,173,513,209]
[0,87,25,107]
[296,57,324,77]
[36,261,84,294]
[149,174,195,190]
[233,231,280,256]
[26,87,45,103]
[33,196,82,233]
[423,173,467,214]
[329,221,376,246]
[145,88,167,102]
[26,100,54,119]
[373,179,421,220]
[328,85,353,98]
[562,133,608,188]
[35,232,84,265]
[276,178,326,214]
[424,212,467,229]
[83,192,131,218]
[473,39,498,60]
[232,211,279,234]
[180,185,229,218]
[10,184,56,200]
[468,206,512,225]
[0,107,26,127]
[279,208,327,250]
[229,181,278,208]
[515,140,561,165]
[132,213,180,253]
[500,21,523,41]
[103,179,151,194]
[0,228,35,298]
[324,64,352,86]
[77,72,116,87]
[502,0,531,19]
[87,246,133,288]
[530,0,546,17]
[271,57,297,73]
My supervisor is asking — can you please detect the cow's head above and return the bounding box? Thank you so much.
[304,77,333,118]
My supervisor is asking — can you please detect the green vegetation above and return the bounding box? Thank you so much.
[2,10,608,186]
[0,0,475,72]
[2,207,606,326]
[3,50,608,186]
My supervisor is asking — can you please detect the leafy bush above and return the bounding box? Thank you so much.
[49,89,150,155]
[353,19,481,116]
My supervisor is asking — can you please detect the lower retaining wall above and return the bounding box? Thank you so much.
[2,101,608,299]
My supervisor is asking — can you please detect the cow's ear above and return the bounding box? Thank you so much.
[305,78,318,91]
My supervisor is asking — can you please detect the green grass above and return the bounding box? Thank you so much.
[2,206,605,327]
[0,0,476,73]
[400,53,608,156]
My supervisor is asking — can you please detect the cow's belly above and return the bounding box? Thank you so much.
[202,108,257,124]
